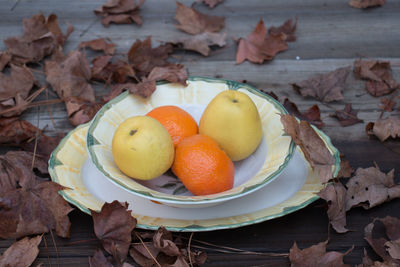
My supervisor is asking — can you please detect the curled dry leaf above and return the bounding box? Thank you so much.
[91,200,137,264]
[170,32,227,56]
[380,98,396,112]
[0,51,11,71]
[153,227,181,256]
[128,37,173,77]
[354,59,398,97]
[89,249,112,267]
[268,18,297,42]
[129,242,160,267]
[280,114,335,183]
[0,64,38,117]
[0,235,42,267]
[331,103,364,127]
[148,64,187,86]
[366,117,400,142]
[345,166,400,211]
[289,240,353,267]
[282,98,324,128]
[64,97,103,126]
[292,66,351,103]
[197,0,224,8]
[386,240,400,260]
[4,14,73,64]
[79,38,116,55]
[349,0,386,9]
[94,0,145,27]
[337,155,354,179]
[174,2,225,35]
[92,56,137,83]
[318,182,348,233]
[236,19,288,64]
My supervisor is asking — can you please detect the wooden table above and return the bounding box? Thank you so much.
[1,0,400,266]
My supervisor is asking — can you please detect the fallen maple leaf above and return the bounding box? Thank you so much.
[197,0,224,8]
[0,235,42,267]
[65,97,103,126]
[268,18,297,42]
[280,114,335,183]
[292,66,351,103]
[153,227,181,256]
[380,98,396,112]
[337,155,354,179]
[366,117,400,142]
[331,103,364,127]
[0,51,11,71]
[282,98,324,128]
[289,240,353,267]
[79,38,116,55]
[148,64,187,85]
[89,249,112,267]
[128,37,173,77]
[345,165,400,211]
[174,2,225,35]
[0,64,38,117]
[170,32,227,56]
[318,182,348,233]
[354,59,398,97]
[4,14,73,64]
[92,56,137,83]
[94,0,145,27]
[349,0,386,8]
[236,20,288,64]
[129,242,160,267]
[386,240,400,260]
[91,200,137,264]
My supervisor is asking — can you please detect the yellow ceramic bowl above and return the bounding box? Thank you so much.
[86,77,295,208]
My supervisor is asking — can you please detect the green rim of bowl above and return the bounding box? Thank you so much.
[86,76,297,204]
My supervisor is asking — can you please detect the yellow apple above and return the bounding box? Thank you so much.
[199,90,262,161]
[112,116,174,180]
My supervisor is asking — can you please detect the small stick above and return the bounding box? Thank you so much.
[134,232,161,267]
[31,107,40,170]
[50,230,60,267]
[43,234,52,267]
[188,232,194,267]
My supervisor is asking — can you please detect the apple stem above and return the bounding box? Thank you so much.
[129,129,138,136]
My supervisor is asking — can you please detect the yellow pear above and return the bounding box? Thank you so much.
[199,90,262,161]
[112,116,174,180]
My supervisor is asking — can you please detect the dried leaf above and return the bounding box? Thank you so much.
[0,51,11,71]
[281,114,335,183]
[289,240,353,267]
[354,59,398,97]
[170,32,226,56]
[89,249,112,267]
[95,0,145,27]
[366,117,400,142]
[386,239,400,260]
[79,38,116,55]
[153,227,181,256]
[345,166,400,211]
[331,104,364,127]
[268,18,297,42]
[318,182,348,233]
[337,156,354,179]
[129,243,160,267]
[128,37,173,77]
[4,14,73,64]
[148,64,187,85]
[0,235,42,267]
[292,67,351,103]
[64,97,103,126]
[92,57,137,83]
[380,98,396,112]
[282,98,323,128]
[197,0,224,8]
[236,20,288,64]
[349,0,386,8]
[174,2,225,35]
[91,200,137,264]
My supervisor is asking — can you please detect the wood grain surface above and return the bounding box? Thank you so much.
[0,0,400,266]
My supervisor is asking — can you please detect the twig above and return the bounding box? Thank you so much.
[134,232,161,267]
[188,232,194,267]
[46,88,57,130]
[10,0,20,11]
[43,234,52,267]
[50,230,60,267]
[80,17,99,37]
[31,107,40,170]
[66,238,98,246]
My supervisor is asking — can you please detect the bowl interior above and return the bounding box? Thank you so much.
[87,77,294,204]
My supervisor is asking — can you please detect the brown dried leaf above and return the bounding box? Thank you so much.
[337,156,354,179]
[318,182,348,233]
[282,98,324,128]
[148,64,187,85]
[380,98,396,112]
[331,103,364,127]
[198,0,224,8]
[292,67,351,103]
[281,114,335,183]
[4,14,73,64]
[129,243,160,267]
[175,2,225,35]
[94,0,145,27]
[170,32,226,56]
[153,227,181,257]
[386,239,400,260]
[0,51,11,71]
[345,166,400,211]
[354,59,398,97]
[91,200,137,264]
[89,249,112,267]
[289,240,353,267]
[105,80,156,102]
[236,20,288,64]
[0,235,42,267]
[128,37,173,77]
[349,0,386,8]
[92,56,137,83]
[79,38,116,55]
[268,18,297,42]
[64,97,103,126]
[366,117,400,142]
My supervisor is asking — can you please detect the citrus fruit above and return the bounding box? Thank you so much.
[112,116,174,180]
[146,105,198,147]
[172,134,234,196]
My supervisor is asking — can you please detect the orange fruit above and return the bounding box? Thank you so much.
[172,134,234,196]
[146,105,198,147]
